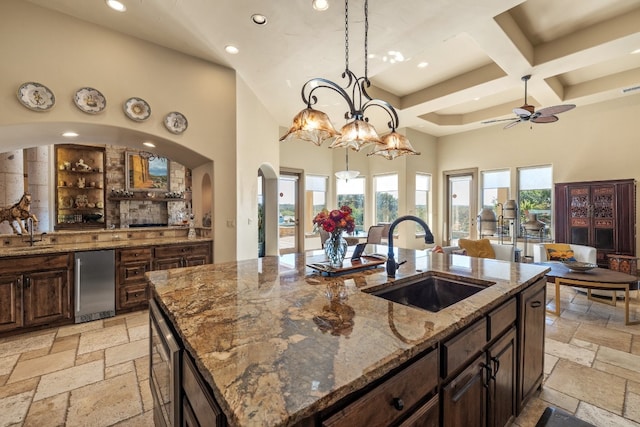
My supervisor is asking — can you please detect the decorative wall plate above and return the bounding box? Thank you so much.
[123,97,151,121]
[74,87,106,114]
[17,82,55,111]
[163,111,188,134]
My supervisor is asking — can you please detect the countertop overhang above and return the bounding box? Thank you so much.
[149,246,549,427]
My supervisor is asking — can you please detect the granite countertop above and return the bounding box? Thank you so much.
[0,233,213,257]
[149,246,549,427]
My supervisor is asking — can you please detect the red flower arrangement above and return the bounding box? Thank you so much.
[313,206,356,235]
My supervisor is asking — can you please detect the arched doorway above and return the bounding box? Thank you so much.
[258,163,278,257]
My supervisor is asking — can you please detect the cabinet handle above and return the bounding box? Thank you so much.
[391,397,404,411]
[490,357,500,380]
[530,301,542,308]
[25,277,31,289]
[17,278,22,289]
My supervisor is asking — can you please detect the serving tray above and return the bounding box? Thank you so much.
[307,255,386,276]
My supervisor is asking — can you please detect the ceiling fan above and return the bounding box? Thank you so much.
[482,75,575,129]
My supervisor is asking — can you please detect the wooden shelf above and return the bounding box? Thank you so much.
[108,197,185,202]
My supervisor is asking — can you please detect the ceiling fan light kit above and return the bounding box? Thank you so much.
[482,75,576,129]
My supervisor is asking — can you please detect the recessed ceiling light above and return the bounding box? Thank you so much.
[62,131,78,138]
[143,142,156,148]
[105,0,126,12]
[632,48,640,54]
[417,62,429,68]
[225,45,239,54]
[251,14,267,25]
[312,0,329,11]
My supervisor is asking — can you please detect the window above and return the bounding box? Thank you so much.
[305,175,327,234]
[518,165,552,238]
[481,169,510,209]
[374,174,398,224]
[337,177,365,232]
[415,173,431,233]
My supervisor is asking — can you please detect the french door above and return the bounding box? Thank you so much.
[444,169,478,246]
[279,170,302,254]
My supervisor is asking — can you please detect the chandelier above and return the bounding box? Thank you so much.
[335,148,359,181]
[279,0,420,160]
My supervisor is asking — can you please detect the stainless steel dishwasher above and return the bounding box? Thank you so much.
[74,250,116,323]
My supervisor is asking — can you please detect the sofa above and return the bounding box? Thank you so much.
[441,242,515,262]
[532,243,597,264]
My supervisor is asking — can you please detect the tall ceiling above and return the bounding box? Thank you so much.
[25,0,640,137]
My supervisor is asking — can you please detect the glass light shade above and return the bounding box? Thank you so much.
[368,131,420,160]
[335,169,359,180]
[478,207,498,235]
[329,119,381,151]
[502,199,517,219]
[279,108,339,146]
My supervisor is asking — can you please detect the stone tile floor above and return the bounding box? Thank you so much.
[0,285,639,426]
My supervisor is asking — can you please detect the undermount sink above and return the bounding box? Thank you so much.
[368,275,494,312]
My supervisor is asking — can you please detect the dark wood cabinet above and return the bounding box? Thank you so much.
[182,351,226,427]
[154,242,212,271]
[116,247,153,312]
[441,298,517,427]
[518,278,546,412]
[555,179,635,267]
[0,254,72,333]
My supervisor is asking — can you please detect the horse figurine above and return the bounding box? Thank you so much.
[0,193,38,235]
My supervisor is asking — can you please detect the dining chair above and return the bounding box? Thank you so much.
[378,222,391,244]
[319,229,330,248]
[366,225,385,244]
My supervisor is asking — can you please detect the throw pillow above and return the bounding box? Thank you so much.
[545,244,577,261]
[458,239,496,259]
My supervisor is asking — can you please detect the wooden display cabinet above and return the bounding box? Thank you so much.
[55,144,106,230]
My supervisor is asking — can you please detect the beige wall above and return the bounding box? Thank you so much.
[437,94,640,254]
[0,0,240,262]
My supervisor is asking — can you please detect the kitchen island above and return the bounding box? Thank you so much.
[148,247,549,427]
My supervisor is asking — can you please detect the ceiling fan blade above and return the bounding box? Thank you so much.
[481,117,522,124]
[531,115,559,124]
[503,120,522,129]
[536,104,575,116]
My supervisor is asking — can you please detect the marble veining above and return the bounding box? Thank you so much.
[149,247,549,426]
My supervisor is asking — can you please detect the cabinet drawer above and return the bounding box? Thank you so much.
[119,284,148,308]
[155,243,209,259]
[487,298,516,342]
[0,253,70,275]
[182,353,225,427]
[323,348,437,427]
[121,261,150,284]
[442,317,487,379]
[118,247,152,262]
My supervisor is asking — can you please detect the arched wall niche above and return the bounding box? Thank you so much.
[0,122,214,231]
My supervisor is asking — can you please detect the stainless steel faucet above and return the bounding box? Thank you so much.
[386,215,434,277]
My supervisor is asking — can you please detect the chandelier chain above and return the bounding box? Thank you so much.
[364,0,368,80]
[344,0,349,72]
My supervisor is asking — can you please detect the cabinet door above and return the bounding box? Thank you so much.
[398,395,439,427]
[184,254,208,267]
[0,274,23,332]
[23,269,71,327]
[487,327,516,427]
[518,279,546,412]
[154,257,184,271]
[442,353,486,427]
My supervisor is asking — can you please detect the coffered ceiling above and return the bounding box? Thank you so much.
[26,0,640,137]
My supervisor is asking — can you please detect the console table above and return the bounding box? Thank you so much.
[542,262,639,325]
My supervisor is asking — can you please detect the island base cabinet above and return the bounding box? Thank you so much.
[518,278,546,412]
[322,348,438,427]
[442,354,487,427]
[182,352,226,427]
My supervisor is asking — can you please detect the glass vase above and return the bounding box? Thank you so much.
[324,233,348,268]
